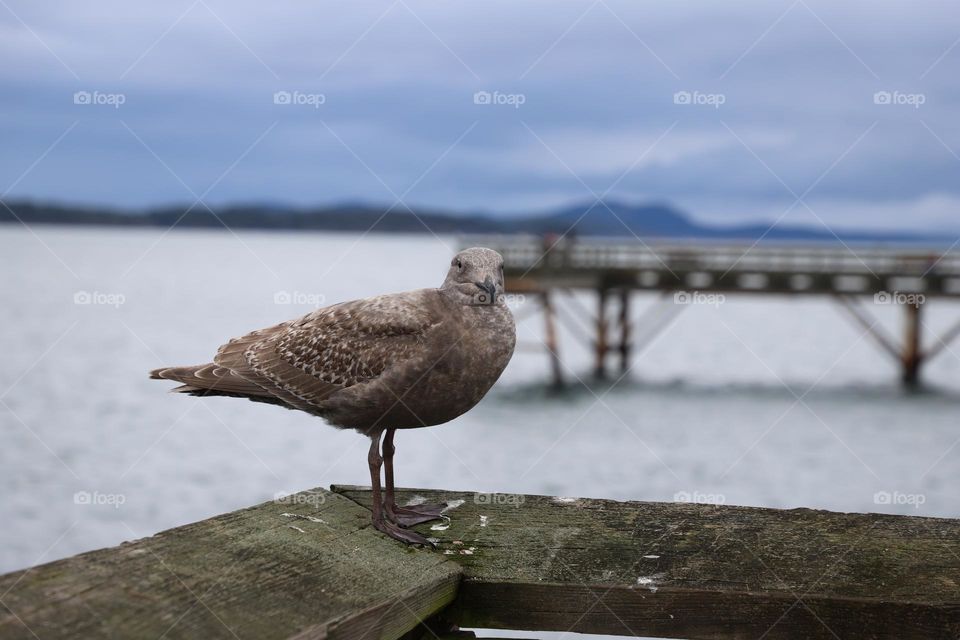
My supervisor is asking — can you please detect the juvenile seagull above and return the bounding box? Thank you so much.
[150,247,515,545]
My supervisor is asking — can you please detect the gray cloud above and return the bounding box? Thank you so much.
[1,0,959,231]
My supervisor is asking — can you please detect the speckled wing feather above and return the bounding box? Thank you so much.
[214,290,439,414]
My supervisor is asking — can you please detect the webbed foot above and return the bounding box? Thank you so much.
[373,516,435,546]
[388,502,448,527]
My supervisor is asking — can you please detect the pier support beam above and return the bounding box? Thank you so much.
[594,287,609,379]
[617,288,631,374]
[835,295,933,389]
[540,290,564,389]
[902,302,924,388]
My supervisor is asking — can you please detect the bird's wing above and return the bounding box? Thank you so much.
[214,290,439,411]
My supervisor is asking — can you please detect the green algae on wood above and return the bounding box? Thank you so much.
[0,488,460,640]
[334,486,960,640]
[3,485,959,640]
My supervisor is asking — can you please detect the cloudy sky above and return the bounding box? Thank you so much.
[2,0,960,232]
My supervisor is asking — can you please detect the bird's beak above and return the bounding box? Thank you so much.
[475,277,498,305]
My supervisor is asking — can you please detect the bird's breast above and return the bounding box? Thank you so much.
[322,302,516,431]
[395,306,515,427]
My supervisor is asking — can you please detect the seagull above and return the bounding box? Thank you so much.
[150,247,516,545]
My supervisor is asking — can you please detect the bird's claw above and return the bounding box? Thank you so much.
[374,517,435,547]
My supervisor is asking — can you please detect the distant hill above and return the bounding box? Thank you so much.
[0,198,951,244]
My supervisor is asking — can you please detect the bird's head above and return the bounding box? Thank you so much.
[441,247,506,306]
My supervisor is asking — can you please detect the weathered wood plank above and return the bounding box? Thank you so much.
[334,486,960,639]
[0,488,461,640]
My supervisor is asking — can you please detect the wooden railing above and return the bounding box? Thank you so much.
[1,486,959,639]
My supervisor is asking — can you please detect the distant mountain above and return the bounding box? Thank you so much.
[539,200,704,236]
[0,198,951,244]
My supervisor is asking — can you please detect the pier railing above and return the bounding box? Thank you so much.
[2,486,959,639]
[477,235,960,278]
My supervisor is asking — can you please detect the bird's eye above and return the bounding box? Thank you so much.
[456,259,463,271]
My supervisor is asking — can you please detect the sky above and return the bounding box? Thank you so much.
[2,0,960,232]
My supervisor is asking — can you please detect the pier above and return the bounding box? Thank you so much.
[1,486,958,639]
[465,237,960,388]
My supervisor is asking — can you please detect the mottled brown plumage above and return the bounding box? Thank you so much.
[150,247,515,545]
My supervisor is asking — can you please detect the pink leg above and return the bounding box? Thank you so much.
[367,431,431,545]
[382,428,447,527]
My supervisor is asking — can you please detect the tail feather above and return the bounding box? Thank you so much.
[164,382,290,409]
[149,363,269,396]
[150,366,198,381]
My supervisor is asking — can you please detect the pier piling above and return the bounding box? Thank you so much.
[594,287,609,379]
[902,302,924,387]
